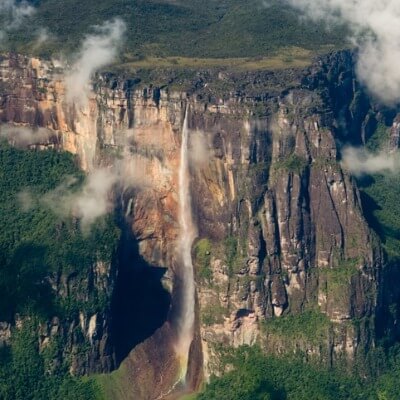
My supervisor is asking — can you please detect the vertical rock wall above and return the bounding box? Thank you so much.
[0,51,396,391]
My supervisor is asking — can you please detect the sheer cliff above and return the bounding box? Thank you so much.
[0,51,399,398]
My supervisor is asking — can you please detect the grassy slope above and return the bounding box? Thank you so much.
[114,48,315,71]
[7,0,347,68]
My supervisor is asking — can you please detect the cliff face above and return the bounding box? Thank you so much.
[0,51,397,394]
[0,255,117,376]
[184,53,383,374]
[46,259,117,375]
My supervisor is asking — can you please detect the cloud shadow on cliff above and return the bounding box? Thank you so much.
[357,184,384,240]
[111,203,171,365]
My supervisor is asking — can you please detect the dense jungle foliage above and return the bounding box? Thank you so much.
[197,346,400,400]
[0,142,119,399]
[4,0,347,61]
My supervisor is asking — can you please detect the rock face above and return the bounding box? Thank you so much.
[42,259,117,375]
[0,51,398,394]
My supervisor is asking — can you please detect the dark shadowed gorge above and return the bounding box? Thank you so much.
[111,205,171,365]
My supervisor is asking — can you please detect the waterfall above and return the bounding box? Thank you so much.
[174,105,196,381]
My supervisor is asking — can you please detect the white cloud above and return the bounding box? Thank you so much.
[0,124,53,146]
[40,152,153,231]
[65,19,126,107]
[284,0,400,104]
[43,168,118,231]
[0,0,35,30]
[0,0,35,42]
[73,168,118,229]
[17,190,34,212]
[32,28,51,50]
[189,131,210,168]
[341,147,400,176]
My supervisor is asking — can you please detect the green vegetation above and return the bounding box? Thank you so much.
[274,154,308,174]
[261,310,331,345]
[6,0,347,65]
[365,122,390,153]
[313,156,341,171]
[0,318,101,400]
[357,121,400,260]
[0,142,120,399]
[197,346,362,400]
[317,258,360,305]
[359,173,400,260]
[196,345,400,400]
[246,161,271,203]
[326,258,359,288]
[0,142,120,320]
[93,364,129,400]
[201,303,227,326]
[224,235,238,276]
[194,238,213,283]
[181,395,198,400]
[114,49,314,72]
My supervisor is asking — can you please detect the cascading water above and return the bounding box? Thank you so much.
[174,105,196,382]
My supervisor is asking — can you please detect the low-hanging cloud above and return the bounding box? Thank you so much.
[0,124,53,146]
[0,0,35,43]
[32,28,51,50]
[0,0,35,31]
[65,19,126,107]
[17,190,34,212]
[43,168,118,231]
[283,0,400,105]
[39,152,153,231]
[341,147,400,176]
[189,132,210,168]
[74,168,118,228]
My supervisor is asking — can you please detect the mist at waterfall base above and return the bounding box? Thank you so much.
[172,108,197,383]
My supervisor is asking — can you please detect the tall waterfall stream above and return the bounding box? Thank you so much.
[175,106,196,382]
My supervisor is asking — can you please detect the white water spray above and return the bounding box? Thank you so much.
[174,106,196,381]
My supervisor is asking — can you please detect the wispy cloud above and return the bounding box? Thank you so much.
[341,147,400,176]
[65,19,126,107]
[283,0,400,105]
[0,0,35,30]
[42,168,118,231]
[36,151,153,231]
[189,131,210,168]
[32,27,51,50]
[0,0,35,42]
[0,124,53,146]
